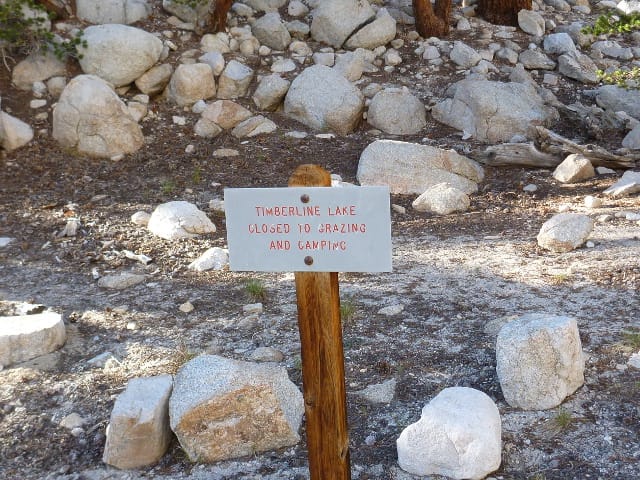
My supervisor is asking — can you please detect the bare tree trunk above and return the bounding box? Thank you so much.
[209,0,232,33]
[413,0,451,38]
[476,0,531,26]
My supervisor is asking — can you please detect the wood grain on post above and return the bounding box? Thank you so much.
[289,164,351,480]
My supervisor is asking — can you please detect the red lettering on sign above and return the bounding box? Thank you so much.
[269,240,291,250]
[248,223,291,234]
[327,205,356,216]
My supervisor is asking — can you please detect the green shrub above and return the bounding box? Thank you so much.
[598,67,640,90]
[0,0,85,66]
[581,11,640,36]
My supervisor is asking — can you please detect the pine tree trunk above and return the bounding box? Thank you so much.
[476,0,531,26]
[413,0,452,38]
[210,0,232,33]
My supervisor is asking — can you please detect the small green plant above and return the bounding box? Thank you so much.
[191,166,203,185]
[244,278,266,302]
[581,11,640,36]
[529,473,547,480]
[597,67,640,89]
[622,328,640,350]
[550,273,571,285]
[161,179,176,195]
[169,341,197,373]
[553,407,573,431]
[340,297,357,324]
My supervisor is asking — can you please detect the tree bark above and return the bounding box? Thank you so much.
[413,0,451,38]
[209,0,232,33]
[476,0,531,26]
[35,0,74,19]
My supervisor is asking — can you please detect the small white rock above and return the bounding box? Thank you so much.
[584,196,602,208]
[131,211,151,226]
[243,303,263,315]
[179,301,194,313]
[377,304,404,316]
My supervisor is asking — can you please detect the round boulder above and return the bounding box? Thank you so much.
[367,88,426,135]
[79,24,163,87]
[52,75,144,158]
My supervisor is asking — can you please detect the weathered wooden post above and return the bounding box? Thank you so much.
[288,165,351,479]
[224,165,391,480]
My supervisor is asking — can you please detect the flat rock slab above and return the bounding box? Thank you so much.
[603,171,640,198]
[0,311,66,367]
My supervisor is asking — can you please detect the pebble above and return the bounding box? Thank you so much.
[629,353,640,369]
[243,303,263,315]
[213,148,239,157]
[179,301,195,313]
[0,237,15,248]
[285,131,308,139]
[586,241,595,248]
[596,166,616,175]
[597,214,613,223]
[377,304,404,316]
[60,413,86,430]
[584,196,602,208]
[391,204,406,214]
[523,184,538,192]
[130,211,151,226]
[172,116,187,126]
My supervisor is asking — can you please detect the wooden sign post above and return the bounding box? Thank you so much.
[224,164,392,480]
[288,165,350,479]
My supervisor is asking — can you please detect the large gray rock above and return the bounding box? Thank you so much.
[200,100,252,129]
[412,183,470,215]
[367,88,426,135]
[558,52,598,84]
[103,375,173,469]
[397,387,501,479]
[553,154,595,183]
[310,0,375,48]
[0,111,33,152]
[79,24,163,87]
[536,213,594,252]
[449,41,481,68]
[52,75,144,158]
[252,12,291,50]
[162,0,210,23]
[169,355,304,463]
[496,313,584,410]
[284,65,364,135]
[252,74,290,111]
[166,63,216,106]
[242,0,287,11]
[519,49,556,70]
[596,85,640,119]
[518,9,545,36]
[0,311,66,367]
[357,140,484,195]
[344,8,397,50]
[148,201,216,240]
[603,170,640,197]
[135,64,173,96]
[622,123,640,149]
[217,60,254,99]
[431,79,558,142]
[543,32,577,56]
[76,0,151,25]
[11,52,66,91]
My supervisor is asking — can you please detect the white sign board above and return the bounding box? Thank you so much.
[224,186,392,272]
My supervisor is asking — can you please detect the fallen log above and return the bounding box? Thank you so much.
[535,126,638,169]
[475,128,638,169]
[476,142,561,168]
